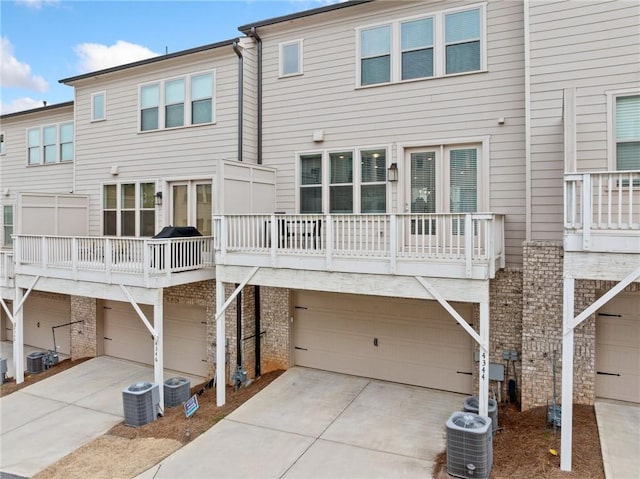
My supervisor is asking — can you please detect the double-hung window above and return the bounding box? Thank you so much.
[27,122,74,165]
[360,26,391,86]
[614,95,640,171]
[358,5,484,86]
[0,132,6,155]
[299,148,388,214]
[140,72,214,131]
[2,205,13,246]
[280,40,303,77]
[103,182,156,236]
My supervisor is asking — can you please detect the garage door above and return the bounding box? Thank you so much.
[596,292,640,403]
[102,300,208,377]
[22,295,71,354]
[293,291,473,394]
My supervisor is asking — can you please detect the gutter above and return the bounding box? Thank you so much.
[232,42,244,162]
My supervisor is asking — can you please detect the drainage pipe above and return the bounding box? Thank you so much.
[236,283,242,368]
[232,41,244,162]
[254,286,261,377]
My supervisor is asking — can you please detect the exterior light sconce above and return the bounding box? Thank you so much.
[155,191,163,206]
[387,163,399,182]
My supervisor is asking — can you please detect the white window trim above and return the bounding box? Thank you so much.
[295,146,391,214]
[2,203,14,248]
[606,88,640,171]
[91,91,107,122]
[397,136,490,213]
[26,122,74,166]
[0,131,5,155]
[355,2,487,88]
[101,180,159,237]
[138,70,216,133]
[279,39,304,78]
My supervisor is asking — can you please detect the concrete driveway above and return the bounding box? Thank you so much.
[0,353,204,478]
[137,367,465,479]
[595,399,640,479]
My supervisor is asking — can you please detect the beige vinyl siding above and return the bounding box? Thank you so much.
[256,0,526,267]
[529,0,640,241]
[71,48,240,235]
[0,105,75,202]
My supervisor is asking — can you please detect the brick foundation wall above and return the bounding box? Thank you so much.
[472,269,524,402]
[70,296,97,359]
[259,286,291,372]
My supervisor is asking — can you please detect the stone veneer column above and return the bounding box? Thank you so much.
[70,296,97,360]
[521,241,599,410]
[259,287,291,372]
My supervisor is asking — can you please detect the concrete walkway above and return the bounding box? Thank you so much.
[0,353,204,478]
[595,399,640,479]
[137,367,465,479]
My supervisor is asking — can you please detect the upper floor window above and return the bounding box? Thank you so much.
[139,71,214,132]
[280,40,303,77]
[357,5,485,87]
[299,148,388,214]
[3,205,13,246]
[0,132,5,155]
[27,122,74,165]
[103,181,156,236]
[92,92,106,121]
[615,95,640,171]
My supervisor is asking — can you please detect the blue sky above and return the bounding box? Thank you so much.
[0,0,335,114]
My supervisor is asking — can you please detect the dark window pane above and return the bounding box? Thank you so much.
[103,211,116,235]
[192,99,212,124]
[617,142,640,170]
[330,185,353,213]
[165,104,184,128]
[446,41,480,74]
[361,184,386,213]
[141,108,158,131]
[301,155,322,185]
[121,211,136,236]
[361,150,387,183]
[300,187,322,214]
[402,48,433,80]
[362,56,390,85]
[140,210,156,236]
[330,152,353,184]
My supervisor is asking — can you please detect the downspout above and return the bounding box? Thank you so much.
[254,286,261,377]
[250,27,263,165]
[232,41,243,162]
[236,284,242,368]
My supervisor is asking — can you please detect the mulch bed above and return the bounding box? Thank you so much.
[433,402,605,478]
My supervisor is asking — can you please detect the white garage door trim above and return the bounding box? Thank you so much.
[102,300,208,377]
[596,292,640,403]
[293,291,473,394]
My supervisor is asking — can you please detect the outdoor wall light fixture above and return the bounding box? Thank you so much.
[155,191,163,206]
[387,163,399,182]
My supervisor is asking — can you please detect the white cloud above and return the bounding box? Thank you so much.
[15,0,60,10]
[74,40,159,73]
[0,37,49,92]
[0,97,46,115]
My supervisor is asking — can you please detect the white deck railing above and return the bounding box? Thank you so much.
[214,213,505,279]
[0,250,14,284]
[13,235,214,280]
[564,171,640,252]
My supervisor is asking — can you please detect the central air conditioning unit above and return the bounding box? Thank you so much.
[164,377,190,408]
[26,351,46,374]
[463,396,499,433]
[446,412,493,479]
[122,382,160,427]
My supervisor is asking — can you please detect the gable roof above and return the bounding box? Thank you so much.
[238,0,373,33]
[59,38,238,85]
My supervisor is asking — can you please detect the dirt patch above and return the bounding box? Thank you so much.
[32,370,284,479]
[432,402,604,479]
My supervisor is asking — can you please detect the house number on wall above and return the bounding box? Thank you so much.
[481,351,487,380]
